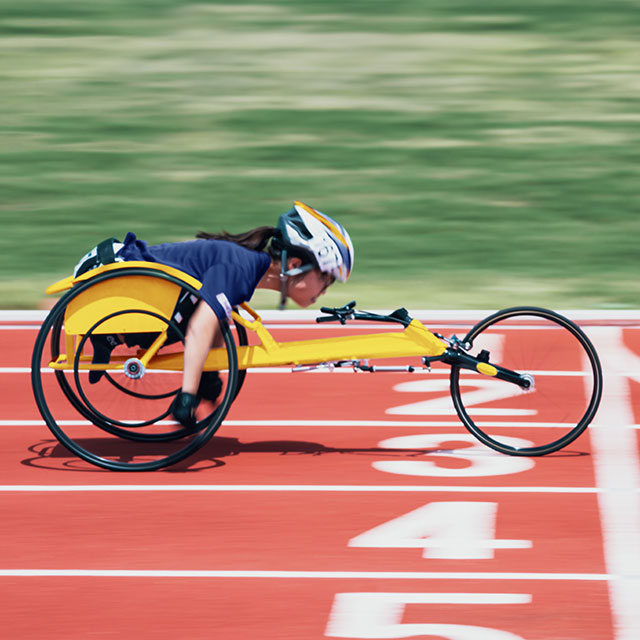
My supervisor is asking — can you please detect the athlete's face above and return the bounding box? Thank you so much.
[287,267,335,308]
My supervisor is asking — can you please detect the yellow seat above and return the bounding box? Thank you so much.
[47,262,203,336]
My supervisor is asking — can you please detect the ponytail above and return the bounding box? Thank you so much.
[196,226,277,253]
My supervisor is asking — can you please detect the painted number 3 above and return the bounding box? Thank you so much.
[373,434,535,477]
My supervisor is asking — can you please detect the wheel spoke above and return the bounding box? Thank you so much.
[31,269,239,471]
[450,307,602,456]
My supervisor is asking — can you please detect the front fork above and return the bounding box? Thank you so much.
[425,334,533,390]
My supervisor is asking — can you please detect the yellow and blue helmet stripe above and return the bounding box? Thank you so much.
[276,201,354,283]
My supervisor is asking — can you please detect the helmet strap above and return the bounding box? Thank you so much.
[277,248,314,310]
[278,247,289,310]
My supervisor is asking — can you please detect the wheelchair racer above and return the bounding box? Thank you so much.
[74,201,354,429]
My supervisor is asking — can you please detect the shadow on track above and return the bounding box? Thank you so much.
[21,435,477,474]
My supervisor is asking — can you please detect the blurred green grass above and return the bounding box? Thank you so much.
[1,0,639,309]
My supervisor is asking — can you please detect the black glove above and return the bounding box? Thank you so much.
[172,391,200,431]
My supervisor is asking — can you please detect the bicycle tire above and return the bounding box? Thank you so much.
[45,271,198,442]
[32,267,239,470]
[232,315,248,400]
[449,306,602,456]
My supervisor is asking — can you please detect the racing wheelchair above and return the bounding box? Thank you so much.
[32,262,603,471]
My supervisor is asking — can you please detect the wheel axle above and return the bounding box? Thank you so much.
[124,357,145,379]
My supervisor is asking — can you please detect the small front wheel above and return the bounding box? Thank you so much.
[450,307,602,456]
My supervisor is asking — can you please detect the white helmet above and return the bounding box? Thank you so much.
[275,201,354,282]
[273,201,354,309]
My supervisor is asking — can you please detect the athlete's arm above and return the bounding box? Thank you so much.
[182,300,220,394]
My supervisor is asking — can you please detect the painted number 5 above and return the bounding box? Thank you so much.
[326,592,530,639]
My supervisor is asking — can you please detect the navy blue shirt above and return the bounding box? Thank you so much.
[118,232,271,321]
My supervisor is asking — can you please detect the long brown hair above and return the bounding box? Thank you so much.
[196,226,277,253]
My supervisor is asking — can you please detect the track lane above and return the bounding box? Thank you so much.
[0,491,606,575]
[2,316,637,639]
[1,577,613,640]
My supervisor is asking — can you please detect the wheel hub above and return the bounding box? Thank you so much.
[521,372,535,391]
[124,358,146,380]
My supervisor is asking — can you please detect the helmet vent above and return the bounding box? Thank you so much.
[288,217,314,241]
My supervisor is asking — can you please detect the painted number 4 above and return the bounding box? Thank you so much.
[325,503,532,638]
[348,501,531,560]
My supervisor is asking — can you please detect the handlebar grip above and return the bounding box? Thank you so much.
[316,315,338,323]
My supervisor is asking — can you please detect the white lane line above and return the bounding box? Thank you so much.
[5,419,468,427]
[3,369,417,377]
[0,484,636,493]
[0,324,468,332]
[5,367,376,374]
[5,308,640,323]
[0,569,612,580]
[1,367,598,376]
[3,419,636,429]
[0,326,44,331]
[588,327,640,640]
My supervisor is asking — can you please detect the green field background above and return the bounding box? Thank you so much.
[1,0,638,310]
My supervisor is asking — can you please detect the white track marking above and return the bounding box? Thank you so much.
[7,323,640,332]
[0,569,612,580]
[0,485,636,493]
[348,502,531,559]
[5,309,640,323]
[326,592,530,639]
[4,313,640,636]
[2,418,628,428]
[330,591,531,605]
[0,326,44,331]
[2,367,598,375]
[588,327,640,640]
[388,378,535,417]
[373,434,535,477]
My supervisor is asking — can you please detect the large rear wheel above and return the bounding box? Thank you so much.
[31,269,239,471]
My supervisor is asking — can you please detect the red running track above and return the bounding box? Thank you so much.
[0,314,639,639]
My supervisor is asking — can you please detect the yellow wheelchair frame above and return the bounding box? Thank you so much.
[44,262,448,375]
[32,262,602,472]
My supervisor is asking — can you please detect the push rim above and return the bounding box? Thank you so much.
[73,309,183,430]
[32,268,239,470]
[50,303,189,442]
